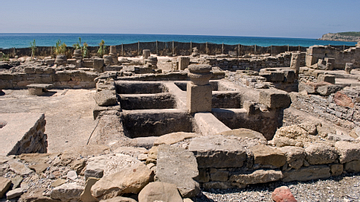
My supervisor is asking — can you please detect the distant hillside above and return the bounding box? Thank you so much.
[319,32,360,42]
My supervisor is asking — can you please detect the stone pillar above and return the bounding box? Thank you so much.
[290,52,300,75]
[55,54,67,66]
[177,56,190,70]
[191,47,199,57]
[345,63,353,74]
[103,55,112,66]
[143,49,151,59]
[109,46,118,64]
[93,58,104,73]
[144,56,158,69]
[187,64,213,114]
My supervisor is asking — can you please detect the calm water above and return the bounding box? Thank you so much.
[0,33,357,49]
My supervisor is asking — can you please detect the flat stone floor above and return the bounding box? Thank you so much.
[0,89,97,153]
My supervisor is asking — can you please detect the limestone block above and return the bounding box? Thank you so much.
[259,89,291,109]
[85,154,140,179]
[153,132,198,146]
[188,136,247,168]
[0,177,11,198]
[203,182,232,190]
[6,188,24,200]
[93,58,104,73]
[143,49,151,59]
[335,141,360,163]
[8,160,33,175]
[250,145,286,168]
[280,146,305,170]
[178,56,190,70]
[290,53,300,74]
[103,55,113,66]
[195,168,210,183]
[230,170,283,188]
[260,71,284,82]
[194,112,231,136]
[156,145,200,198]
[345,63,353,74]
[305,143,338,165]
[100,197,137,202]
[317,84,344,96]
[50,183,84,202]
[80,177,99,202]
[284,70,296,83]
[210,169,229,182]
[91,163,152,199]
[282,165,331,182]
[216,128,267,143]
[138,182,182,202]
[187,82,212,113]
[330,164,343,176]
[344,160,360,173]
[55,54,67,66]
[93,90,117,106]
[318,74,335,84]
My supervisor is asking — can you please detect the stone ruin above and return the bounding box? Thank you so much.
[0,43,359,201]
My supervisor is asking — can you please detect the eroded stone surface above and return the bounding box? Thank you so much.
[138,182,183,202]
[156,145,199,198]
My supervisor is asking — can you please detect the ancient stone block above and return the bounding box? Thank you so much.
[93,58,104,73]
[282,165,331,182]
[93,90,117,106]
[317,84,344,96]
[178,56,190,70]
[344,160,360,173]
[280,146,305,170]
[305,143,338,165]
[187,83,212,113]
[203,182,232,190]
[188,136,247,168]
[50,183,84,202]
[259,89,291,109]
[318,74,335,84]
[0,177,11,198]
[330,164,343,176]
[138,182,182,202]
[335,141,360,163]
[91,163,152,199]
[210,169,229,182]
[230,170,283,188]
[250,145,286,168]
[143,49,151,59]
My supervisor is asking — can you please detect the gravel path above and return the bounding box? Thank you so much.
[194,173,360,202]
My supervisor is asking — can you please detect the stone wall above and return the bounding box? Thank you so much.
[0,42,309,57]
[0,67,98,89]
[290,87,360,129]
[203,52,305,72]
[0,113,47,155]
[306,45,360,69]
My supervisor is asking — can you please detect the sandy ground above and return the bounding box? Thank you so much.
[0,89,97,153]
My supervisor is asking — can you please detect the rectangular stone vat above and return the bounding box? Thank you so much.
[0,113,47,155]
[115,81,168,94]
[121,109,194,138]
[119,93,176,110]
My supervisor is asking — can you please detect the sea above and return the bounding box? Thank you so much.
[0,33,357,49]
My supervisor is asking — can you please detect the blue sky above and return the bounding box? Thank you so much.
[1,0,359,38]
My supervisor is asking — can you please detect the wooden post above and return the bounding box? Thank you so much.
[172,41,175,56]
[254,45,256,54]
[298,45,300,52]
[222,43,224,54]
[270,45,272,56]
[237,44,240,57]
[190,41,192,54]
[287,44,289,52]
[121,43,124,56]
[138,41,140,56]
[206,42,208,54]
[156,40,158,55]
